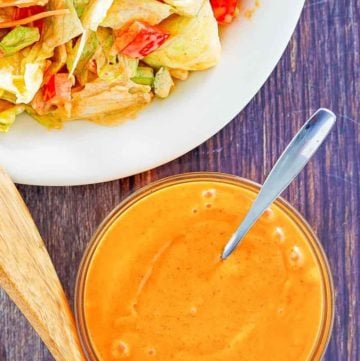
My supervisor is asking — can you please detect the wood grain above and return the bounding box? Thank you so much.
[0,169,84,361]
[0,0,359,360]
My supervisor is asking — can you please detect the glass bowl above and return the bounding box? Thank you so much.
[75,172,334,361]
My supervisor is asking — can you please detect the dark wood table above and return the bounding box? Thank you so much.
[1,0,359,360]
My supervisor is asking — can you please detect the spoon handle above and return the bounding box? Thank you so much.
[222,108,336,259]
[0,168,85,360]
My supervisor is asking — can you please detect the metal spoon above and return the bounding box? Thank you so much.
[221,108,336,260]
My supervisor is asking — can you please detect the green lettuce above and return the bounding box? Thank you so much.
[94,28,119,81]
[101,0,173,29]
[0,0,84,109]
[73,0,90,17]
[144,0,221,70]
[66,30,98,84]
[70,78,152,122]
[0,105,25,132]
[96,27,115,59]
[42,0,84,55]
[69,0,114,75]
[163,0,203,16]
[0,26,40,56]
[153,67,174,98]
[88,28,137,83]
[45,44,67,78]
[81,0,114,31]
[26,107,64,129]
[0,53,45,104]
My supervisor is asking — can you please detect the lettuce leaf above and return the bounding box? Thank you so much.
[163,0,203,16]
[0,26,40,56]
[153,67,174,98]
[101,0,173,29]
[144,0,221,70]
[0,104,24,132]
[26,105,64,129]
[80,0,114,31]
[0,53,45,104]
[42,0,83,55]
[70,79,152,122]
[69,0,113,75]
[96,27,115,59]
[44,44,67,82]
[31,77,152,126]
[68,27,133,84]
[92,28,138,83]
[73,0,90,17]
[0,1,82,110]
[66,30,98,84]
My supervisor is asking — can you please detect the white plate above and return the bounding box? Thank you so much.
[0,0,305,186]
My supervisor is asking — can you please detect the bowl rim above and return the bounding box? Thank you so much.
[74,172,335,361]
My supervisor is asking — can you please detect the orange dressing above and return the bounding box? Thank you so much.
[83,180,327,360]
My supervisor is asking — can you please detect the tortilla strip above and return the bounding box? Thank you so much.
[0,9,69,28]
[0,0,48,8]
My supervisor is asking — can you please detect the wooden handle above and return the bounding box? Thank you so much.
[0,168,85,361]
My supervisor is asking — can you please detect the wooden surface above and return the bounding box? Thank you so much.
[0,169,84,361]
[1,0,359,359]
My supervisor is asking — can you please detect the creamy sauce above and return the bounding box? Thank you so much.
[84,181,325,360]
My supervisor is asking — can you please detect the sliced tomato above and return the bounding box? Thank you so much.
[42,74,56,101]
[210,0,238,24]
[43,74,72,103]
[13,6,46,31]
[114,21,169,59]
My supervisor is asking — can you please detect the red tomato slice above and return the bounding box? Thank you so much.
[115,21,169,59]
[43,74,72,103]
[210,0,238,24]
[13,6,46,32]
[42,75,56,101]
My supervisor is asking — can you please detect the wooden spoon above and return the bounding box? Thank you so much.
[0,168,85,361]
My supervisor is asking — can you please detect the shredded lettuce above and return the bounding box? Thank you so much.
[0,0,84,118]
[80,0,114,31]
[66,30,98,84]
[42,0,84,55]
[0,26,40,56]
[0,54,45,104]
[0,105,24,132]
[163,0,203,16]
[70,78,152,122]
[154,67,174,98]
[95,55,125,82]
[73,0,90,17]
[101,0,173,29]
[96,27,115,59]
[44,44,67,80]
[68,0,114,74]
[26,108,64,129]
[93,29,138,83]
[0,0,225,130]
[145,0,221,70]
[120,55,139,78]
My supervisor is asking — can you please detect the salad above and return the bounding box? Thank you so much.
[0,0,239,132]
